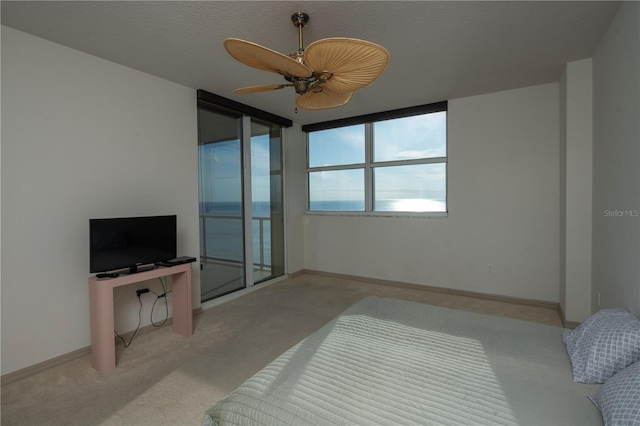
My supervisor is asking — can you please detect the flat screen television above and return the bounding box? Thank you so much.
[90,215,177,274]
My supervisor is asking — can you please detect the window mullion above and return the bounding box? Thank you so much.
[373,157,448,168]
[306,163,365,172]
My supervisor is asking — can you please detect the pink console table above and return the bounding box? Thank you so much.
[89,263,193,372]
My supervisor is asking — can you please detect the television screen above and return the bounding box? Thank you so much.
[90,215,177,273]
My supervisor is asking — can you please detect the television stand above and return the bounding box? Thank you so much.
[88,263,193,372]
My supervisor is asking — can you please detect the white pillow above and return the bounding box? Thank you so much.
[563,308,640,383]
[589,361,640,426]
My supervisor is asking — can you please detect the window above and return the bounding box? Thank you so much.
[305,102,447,215]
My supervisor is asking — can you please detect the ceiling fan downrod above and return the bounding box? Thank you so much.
[291,12,309,55]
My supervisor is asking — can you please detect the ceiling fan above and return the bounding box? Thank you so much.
[224,12,390,111]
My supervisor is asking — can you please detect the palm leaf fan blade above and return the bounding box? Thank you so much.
[234,84,290,94]
[303,38,389,92]
[224,38,312,77]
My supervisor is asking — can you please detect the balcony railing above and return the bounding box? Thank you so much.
[199,213,271,271]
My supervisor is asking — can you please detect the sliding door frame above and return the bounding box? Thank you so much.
[197,91,290,300]
[241,116,255,288]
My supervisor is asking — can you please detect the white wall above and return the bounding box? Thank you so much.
[304,83,560,302]
[560,59,593,323]
[1,27,200,375]
[592,2,640,316]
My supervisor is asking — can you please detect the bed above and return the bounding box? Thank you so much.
[202,296,604,425]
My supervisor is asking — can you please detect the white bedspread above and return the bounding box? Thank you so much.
[203,296,602,425]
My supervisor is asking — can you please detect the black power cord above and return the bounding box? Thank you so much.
[150,277,171,327]
[114,293,143,348]
[113,279,172,349]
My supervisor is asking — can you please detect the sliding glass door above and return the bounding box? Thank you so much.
[198,108,285,302]
[198,108,245,301]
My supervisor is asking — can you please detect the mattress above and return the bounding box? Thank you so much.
[202,296,602,425]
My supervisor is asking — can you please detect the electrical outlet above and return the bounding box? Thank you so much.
[487,264,493,273]
[136,288,149,297]
[597,292,601,307]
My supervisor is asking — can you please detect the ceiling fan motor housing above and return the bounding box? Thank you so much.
[285,75,324,94]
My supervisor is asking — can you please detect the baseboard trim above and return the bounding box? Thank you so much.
[1,307,203,386]
[565,321,581,329]
[1,346,92,386]
[557,304,580,329]
[287,269,306,279]
[302,269,560,311]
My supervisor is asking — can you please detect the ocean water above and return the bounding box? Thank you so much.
[310,198,447,212]
[201,198,446,216]
[200,198,446,265]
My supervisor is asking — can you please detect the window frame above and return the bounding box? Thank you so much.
[304,101,448,217]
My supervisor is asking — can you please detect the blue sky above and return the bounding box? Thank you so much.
[199,134,272,203]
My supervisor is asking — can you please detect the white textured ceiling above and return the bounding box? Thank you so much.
[1,1,621,125]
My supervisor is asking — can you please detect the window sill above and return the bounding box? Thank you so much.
[304,211,448,219]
